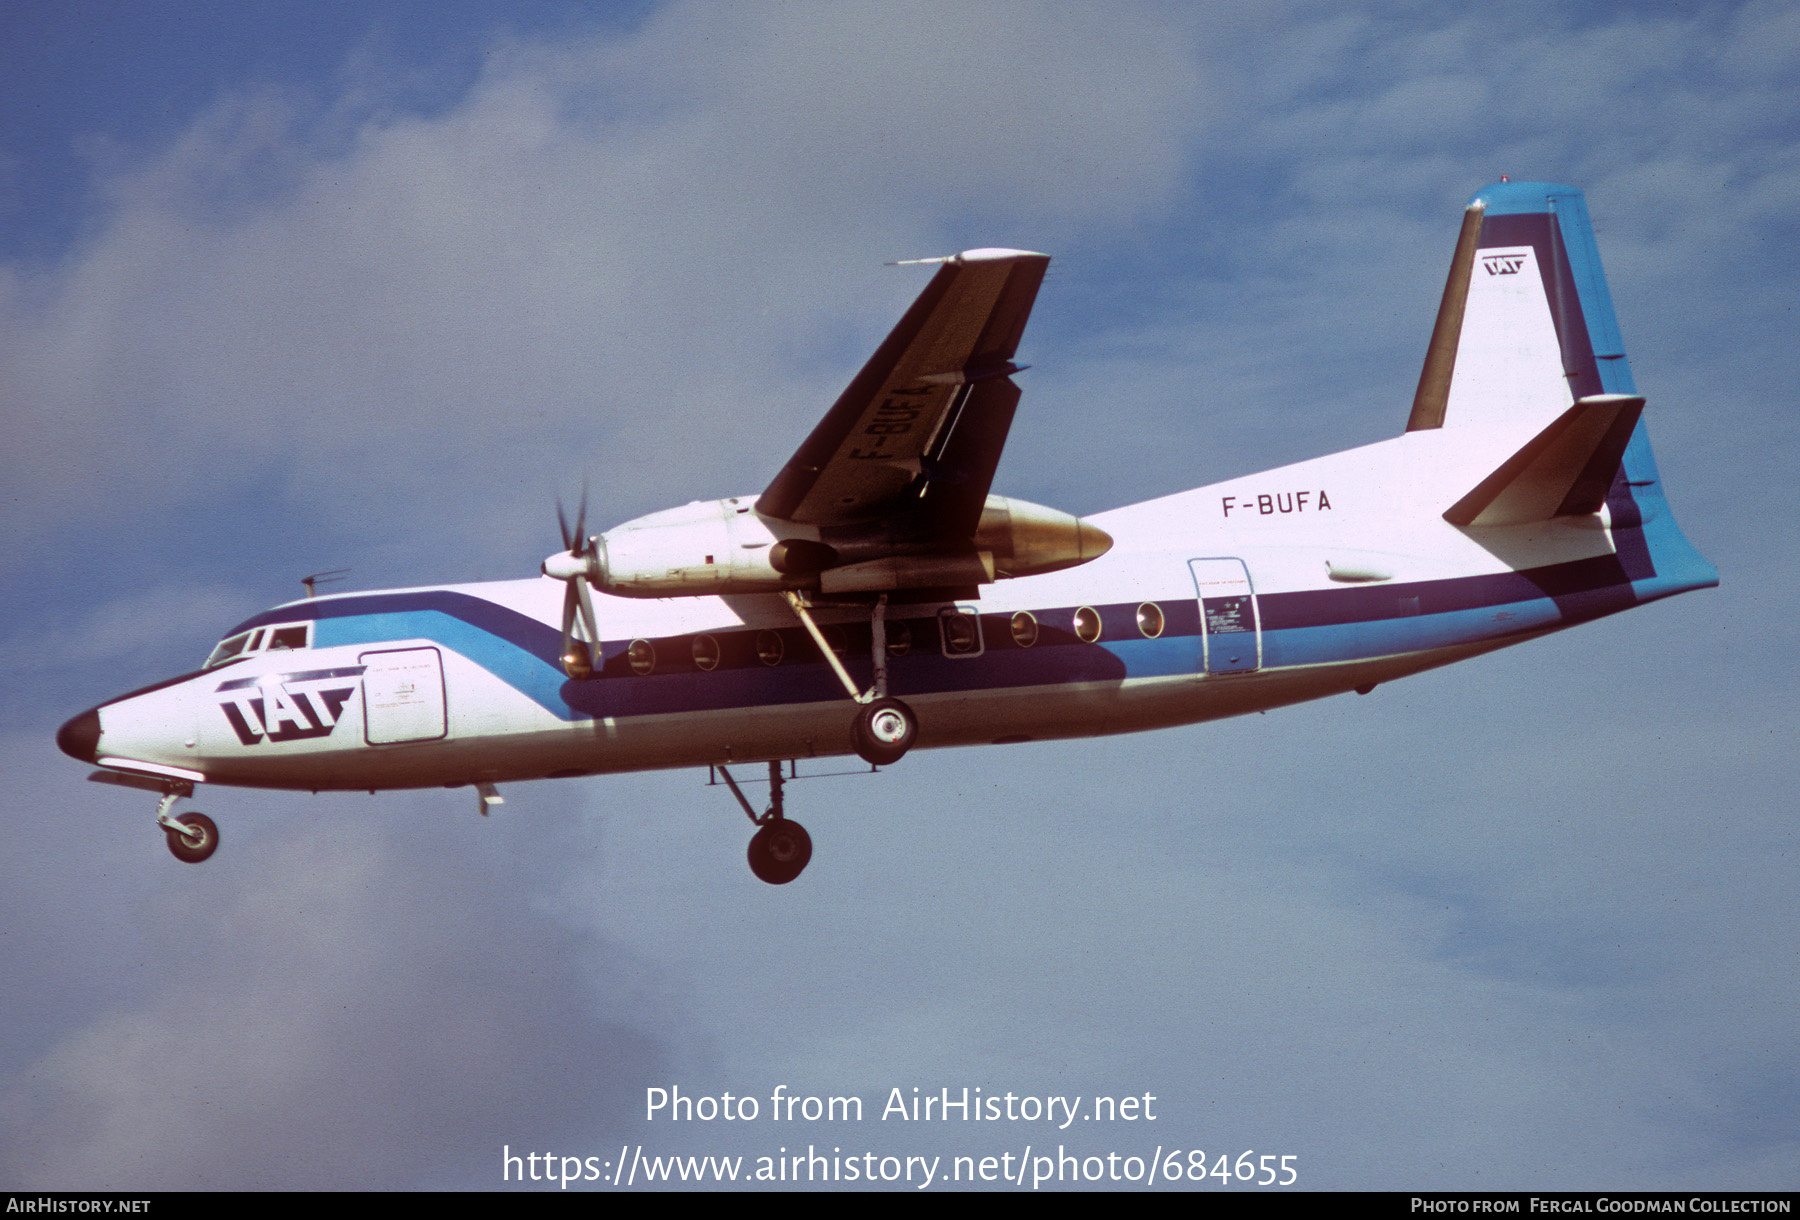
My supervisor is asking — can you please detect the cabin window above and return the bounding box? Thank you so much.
[1137,602,1165,638]
[628,639,656,676]
[938,606,983,657]
[562,640,594,680]
[885,621,912,657]
[1073,606,1102,644]
[756,630,784,667]
[692,634,721,671]
[1010,611,1038,648]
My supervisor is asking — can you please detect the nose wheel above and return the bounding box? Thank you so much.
[152,788,219,863]
[163,812,219,864]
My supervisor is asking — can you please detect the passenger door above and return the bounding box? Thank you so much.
[1188,558,1261,674]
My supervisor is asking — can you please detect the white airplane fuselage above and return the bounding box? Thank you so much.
[58,181,1718,879]
[72,427,1713,795]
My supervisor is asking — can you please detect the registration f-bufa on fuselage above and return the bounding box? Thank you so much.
[58,183,1718,884]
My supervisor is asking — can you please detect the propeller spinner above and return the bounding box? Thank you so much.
[544,494,603,679]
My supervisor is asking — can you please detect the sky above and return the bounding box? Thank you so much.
[1,0,1795,1192]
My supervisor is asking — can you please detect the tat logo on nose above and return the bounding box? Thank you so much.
[214,667,364,745]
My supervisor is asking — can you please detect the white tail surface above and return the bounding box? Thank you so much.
[1442,242,1574,439]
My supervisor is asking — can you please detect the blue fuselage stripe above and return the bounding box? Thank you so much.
[213,522,1711,723]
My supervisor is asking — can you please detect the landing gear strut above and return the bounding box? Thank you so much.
[154,787,219,864]
[718,761,812,885]
[783,590,920,766]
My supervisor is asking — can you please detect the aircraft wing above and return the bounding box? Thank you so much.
[757,248,1051,535]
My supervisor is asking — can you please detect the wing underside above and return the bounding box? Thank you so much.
[757,249,1051,536]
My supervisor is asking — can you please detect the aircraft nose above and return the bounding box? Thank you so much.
[57,708,101,764]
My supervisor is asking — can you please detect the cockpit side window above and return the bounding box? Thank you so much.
[205,632,253,669]
[268,624,309,650]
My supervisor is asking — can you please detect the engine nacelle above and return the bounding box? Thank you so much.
[974,496,1113,578]
[580,494,1111,598]
[595,497,798,595]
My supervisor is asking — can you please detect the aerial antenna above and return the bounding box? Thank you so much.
[301,569,350,598]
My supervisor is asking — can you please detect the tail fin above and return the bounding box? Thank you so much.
[1408,182,1633,437]
[1414,182,1717,600]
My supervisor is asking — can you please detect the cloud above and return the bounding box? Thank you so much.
[0,1,1211,586]
[0,794,668,1189]
[0,582,255,686]
[4,0,1798,1191]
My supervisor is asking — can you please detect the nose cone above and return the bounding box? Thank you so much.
[57,708,101,764]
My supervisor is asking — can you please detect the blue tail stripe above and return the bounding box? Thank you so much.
[1549,192,1629,370]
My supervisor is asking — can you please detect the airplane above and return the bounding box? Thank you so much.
[57,181,1717,885]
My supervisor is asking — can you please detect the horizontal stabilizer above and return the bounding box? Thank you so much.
[1443,394,1645,527]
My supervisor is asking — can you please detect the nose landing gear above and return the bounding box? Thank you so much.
[153,786,219,864]
[163,811,219,864]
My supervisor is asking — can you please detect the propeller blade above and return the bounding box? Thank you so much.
[558,580,592,679]
[574,577,600,655]
[557,569,598,679]
[550,496,579,554]
[551,486,598,679]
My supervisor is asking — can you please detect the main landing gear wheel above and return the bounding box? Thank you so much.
[748,819,812,886]
[163,812,219,864]
[853,697,917,766]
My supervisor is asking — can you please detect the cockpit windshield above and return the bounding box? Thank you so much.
[204,632,252,669]
[204,621,311,669]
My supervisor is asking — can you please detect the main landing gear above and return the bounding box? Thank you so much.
[712,593,918,884]
[782,591,920,767]
[718,761,812,885]
[154,786,219,864]
[853,697,917,766]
